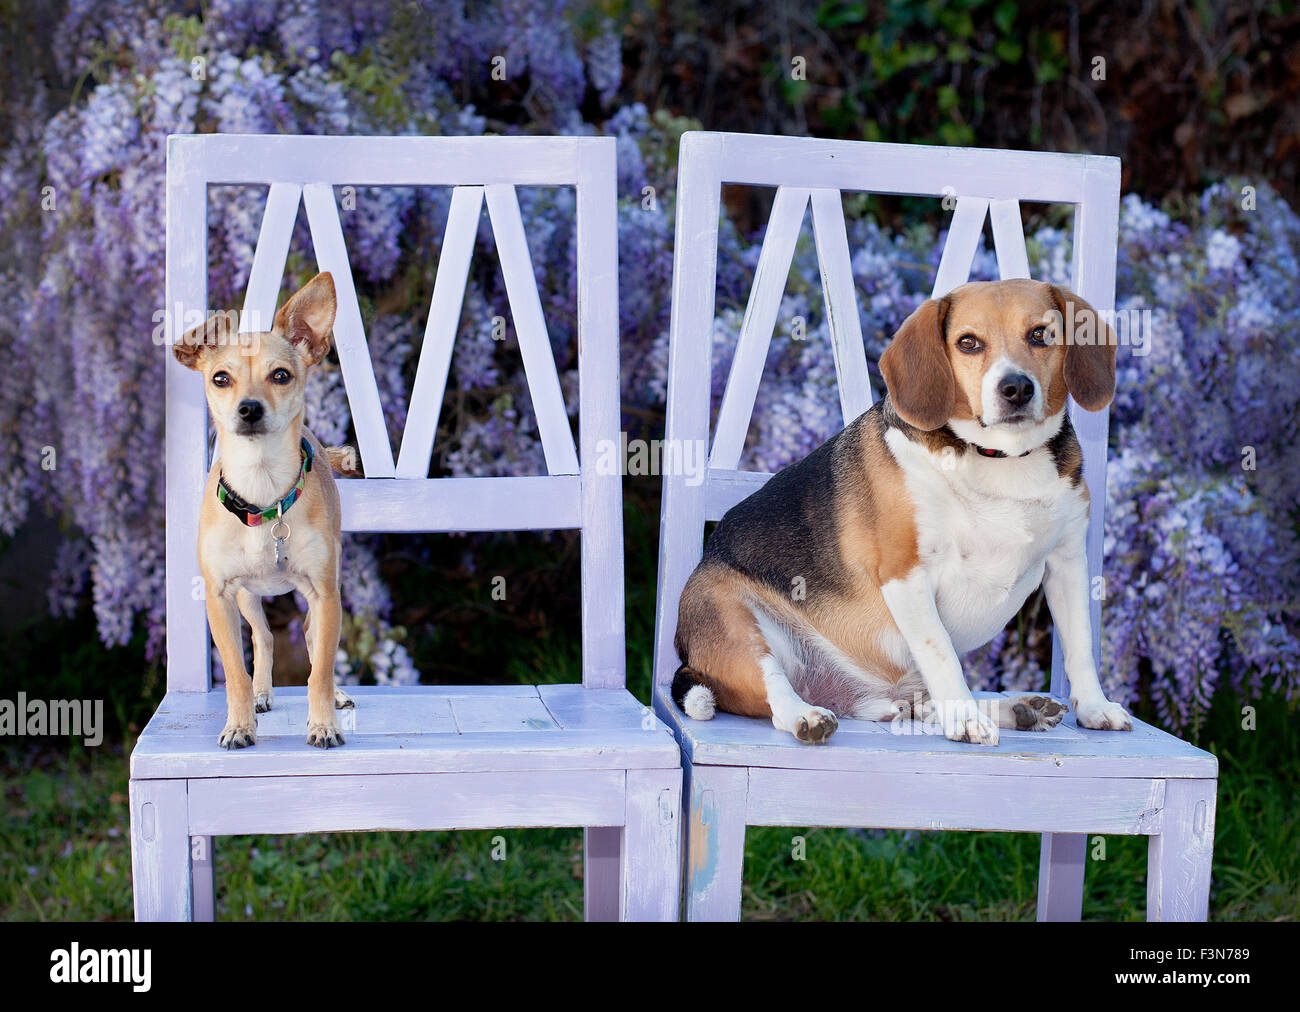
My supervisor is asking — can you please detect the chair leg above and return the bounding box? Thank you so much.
[620,768,682,921]
[1037,832,1086,921]
[682,764,747,922]
[1147,778,1217,921]
[192,835,215,921]
[584,827,621,921]
[129,779,193,921]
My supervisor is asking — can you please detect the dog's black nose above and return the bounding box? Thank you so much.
[998,373,1035,408]
[237,399,264,424]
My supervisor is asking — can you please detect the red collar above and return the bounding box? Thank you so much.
[970,442,1031,459]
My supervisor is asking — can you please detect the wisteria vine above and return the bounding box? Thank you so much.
[1,0,1295,732]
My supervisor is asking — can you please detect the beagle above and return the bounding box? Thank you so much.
[672,278,1133,745]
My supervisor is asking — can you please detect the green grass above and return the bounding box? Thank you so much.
[1,497,1296,920]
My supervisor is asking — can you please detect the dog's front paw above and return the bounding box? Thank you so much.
[793,707,838,745]
[1008,694,1068,731]
[306,719,345,749]
[334,687,354,710]
[218,722,257,750]
[950,712,999,745]
[254,689,274,713]
[925,698,999,745]
[1073,697,1133,731]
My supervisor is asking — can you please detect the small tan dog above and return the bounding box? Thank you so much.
[174,272,359,750]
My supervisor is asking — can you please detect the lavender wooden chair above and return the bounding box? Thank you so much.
[652,132,1218,921]
[130,133,681,921]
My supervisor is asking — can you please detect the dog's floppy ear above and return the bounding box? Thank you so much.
[880,296,954,431]
[274,272,336,365]
[173,311,236,370]
[1050,284,1116,411]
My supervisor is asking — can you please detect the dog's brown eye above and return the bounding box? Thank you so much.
[212,372,231,387]
[1028,326,1048,347]
[956,334,982,353]
[270,369,292,385]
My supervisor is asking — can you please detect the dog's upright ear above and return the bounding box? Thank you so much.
[1050,284,1116,411]
[174,311,237,370]
[275,272,336,365]
[880,296,954,431]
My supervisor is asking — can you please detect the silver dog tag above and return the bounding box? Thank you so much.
[270,520,290,571]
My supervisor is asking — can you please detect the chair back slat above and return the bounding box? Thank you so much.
[574,143,625,687]
[484,184,580,476]
[932,195,990,298]
[703,469,769,520]
[394,185,485,479]
[1053,160,1120,698]
[164,141,211,693]
[709,186,810,471]
[240,182,301,333]
[338,475,581,532]
[989,198,1031,280]
[809,188,874,425]
[165,135,622,692]
[302,182,397,477]
[652,132,1120,710]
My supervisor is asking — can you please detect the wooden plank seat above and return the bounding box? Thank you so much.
[134,685,679,779]
[661,689,1216,784]
[664,687,1216,922]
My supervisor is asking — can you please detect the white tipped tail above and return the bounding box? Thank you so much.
[682,684,717,721]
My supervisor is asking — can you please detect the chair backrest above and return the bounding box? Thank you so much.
[165,135,623,693]
[652,132,1120,705]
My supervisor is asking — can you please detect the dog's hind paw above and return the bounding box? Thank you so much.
[218,723,256,749]
[793,707,838,745]
[1006,694,1068,731]
[306,720,345,749]
[334,687,354,709]
[254,690,274,713]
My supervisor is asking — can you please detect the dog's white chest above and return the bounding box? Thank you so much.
[887,431,1084,653]
[231,524,297,595]
[202,516,325,597]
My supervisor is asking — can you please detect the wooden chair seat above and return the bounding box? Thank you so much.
[660,689,1216,784]
[667,688,1217,920]
[133,685,679,780]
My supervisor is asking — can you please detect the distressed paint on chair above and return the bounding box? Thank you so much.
[133,134,681,922]
[652,132,1218,922]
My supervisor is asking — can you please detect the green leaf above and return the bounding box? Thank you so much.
[817,0,867,29]
[994,1,1017,34]
[994,38,1022,63]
